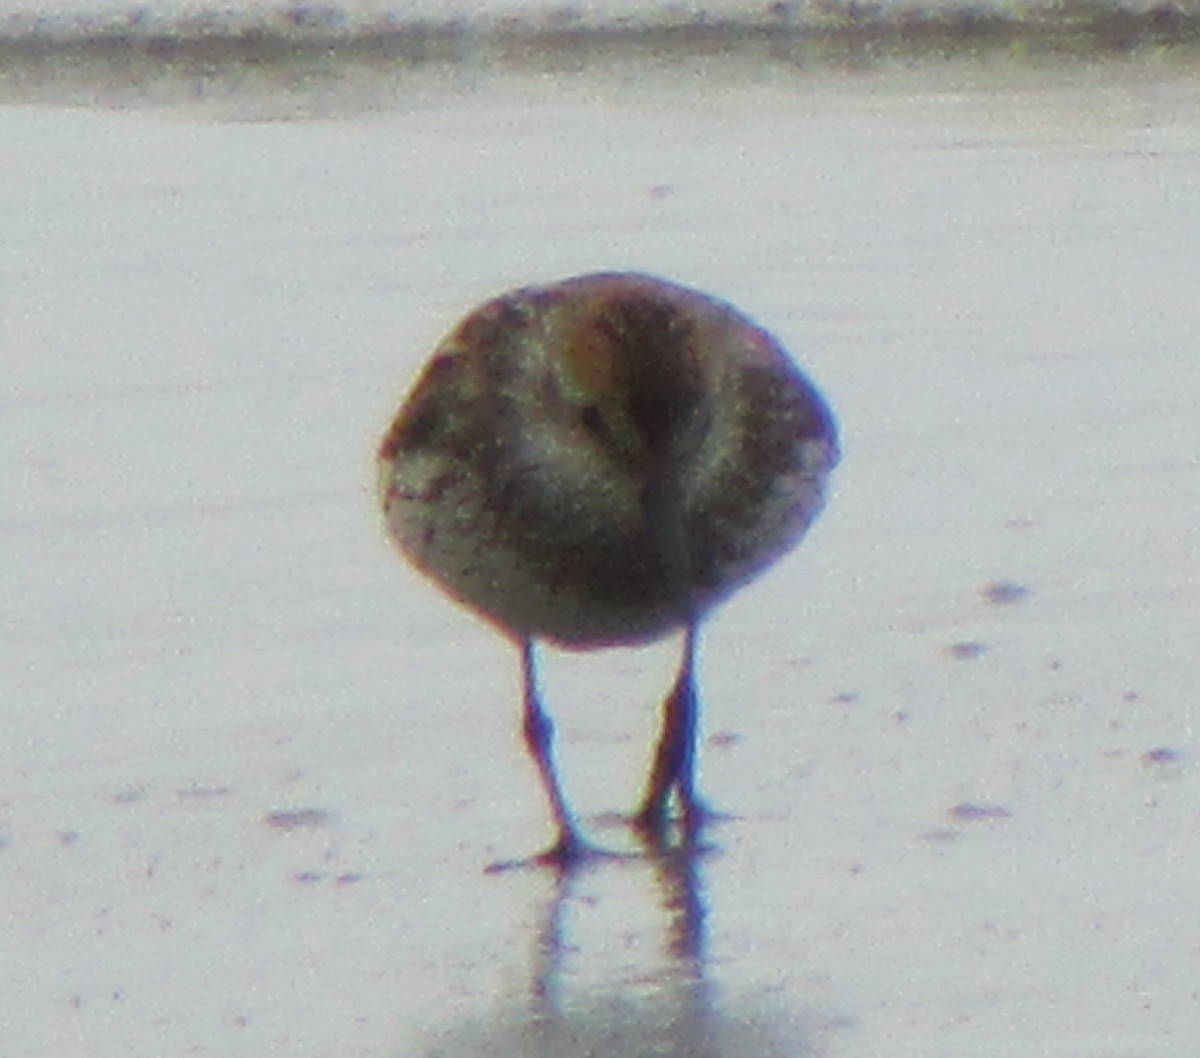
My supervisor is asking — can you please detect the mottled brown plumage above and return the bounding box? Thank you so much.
[378,272,838,867]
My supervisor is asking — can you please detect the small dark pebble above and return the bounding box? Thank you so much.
[948,802,1012,823]
[176,785,231,800]
[294,870,327,884]
[945,641,987,660]
[980,581,1030,605]
[265,808,330,831]
[708,731,741,749]
[1142,747,1184,766]
[112,787,146,804]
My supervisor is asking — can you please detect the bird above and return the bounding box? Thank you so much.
[377,272,838,868]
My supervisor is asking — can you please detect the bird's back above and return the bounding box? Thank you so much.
[378,273,838,649]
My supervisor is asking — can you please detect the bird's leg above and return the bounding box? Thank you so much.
[634,621,707,844]
[519,638,587,866]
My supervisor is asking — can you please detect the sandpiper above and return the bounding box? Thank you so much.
[378,272,838,867]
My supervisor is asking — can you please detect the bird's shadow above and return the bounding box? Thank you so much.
[412,840,820,1058]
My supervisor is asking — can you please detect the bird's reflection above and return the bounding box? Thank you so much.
[417,842,812,1058]
[527,842,714,1057]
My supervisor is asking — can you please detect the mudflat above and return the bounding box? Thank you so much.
[4,48,1198,1058]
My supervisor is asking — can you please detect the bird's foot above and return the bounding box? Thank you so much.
[631,799,671,845]
[485,828,623,875]
[631,793,721,850]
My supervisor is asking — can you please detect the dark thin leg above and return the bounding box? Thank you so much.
[519,638,586,866]
[634,621,707,843]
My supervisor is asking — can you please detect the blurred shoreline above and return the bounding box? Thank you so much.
[3,0,1200,110]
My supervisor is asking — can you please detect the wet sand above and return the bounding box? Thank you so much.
[4,52,1200,1057]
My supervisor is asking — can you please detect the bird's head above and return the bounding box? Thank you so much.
[550,278,707,475]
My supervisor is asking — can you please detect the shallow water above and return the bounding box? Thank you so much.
[3,39,1200,1058]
